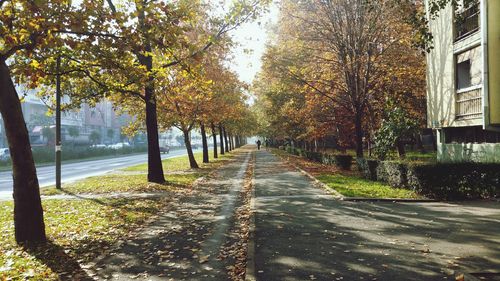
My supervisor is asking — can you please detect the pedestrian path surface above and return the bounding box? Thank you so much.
[87,148,253,281]
[252,150,500,281]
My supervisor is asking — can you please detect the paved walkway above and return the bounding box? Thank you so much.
[86,148,253,281]
[252,150,500,281]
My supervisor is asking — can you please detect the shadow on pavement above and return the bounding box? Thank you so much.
[28,240,94,281]
[253,150,500,281]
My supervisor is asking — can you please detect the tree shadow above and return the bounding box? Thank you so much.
[252,152,500,280]
[26,240,94,281]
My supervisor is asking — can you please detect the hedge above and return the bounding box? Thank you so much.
[0,145,148,167]
[356,158,378,180]
[406,163,499,200]
[376,161,407,187]
[305,151,323,162]
[284,147,353,170]
[356,158,499,200]
[334,155,353,170]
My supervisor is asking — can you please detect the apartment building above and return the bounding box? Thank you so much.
[0,88,129,147]
[426,0,500,162]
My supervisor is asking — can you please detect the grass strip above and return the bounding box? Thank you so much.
[316,174,421,199]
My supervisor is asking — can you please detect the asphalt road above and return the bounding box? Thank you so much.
[0,148,200,199]
[251,150,500,281]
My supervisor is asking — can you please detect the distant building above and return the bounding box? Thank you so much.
[0,87,131,147]
[426,0,500,162]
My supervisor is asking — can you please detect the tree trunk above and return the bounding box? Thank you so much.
[229,134,234,151]
[415,132,425,153]
[397,140,406,158]
[138,5,165,183]
[183,129,199,169]
[211,123,218,159]
[219,124,225,155]
[354,112,364,158]
[235,136,240,148]
[200,123,209,163]
[223,127,229,153]
[0,61,46,245]
[145,88,165,183]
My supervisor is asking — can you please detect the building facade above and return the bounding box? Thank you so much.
[426,0,500,162]
[0,88,130,147]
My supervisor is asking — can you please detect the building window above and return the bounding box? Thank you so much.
[455,47,482,120]
[456,60,471,89]
[454,0,480,41]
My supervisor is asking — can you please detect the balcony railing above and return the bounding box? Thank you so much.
[454,4,480,41]
[456,86,482,120]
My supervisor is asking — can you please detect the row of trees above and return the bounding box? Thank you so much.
[0,0,266,245]
[253,0,428,158]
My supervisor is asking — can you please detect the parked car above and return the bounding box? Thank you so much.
[91,144,107,149]
[109,142,130,149]
[0,148,10,161]
[160,146,170,154]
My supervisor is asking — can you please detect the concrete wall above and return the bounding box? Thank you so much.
[426,0,483,129]
[438,142,500,163]
[487,0,500,125]
[426,1,456,129]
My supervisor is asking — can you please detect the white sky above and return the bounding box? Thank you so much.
[227,2,280,84]
[74,0,280,85]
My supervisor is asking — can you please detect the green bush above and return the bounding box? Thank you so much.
[294,148,305,156]
[357,157,499,200]
[334,155,353,170]
[322,154,335,165]
[406,163,499,200]
[357,158,379,180]
[29,145,148,164]
[305,151,322,162]
[380,161,407,187]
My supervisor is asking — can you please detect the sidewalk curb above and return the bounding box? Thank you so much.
[246,152,257,281]
[293,165,439,203]
[340,197,437,203]
[272,151,441,203]
[291,164,345,199]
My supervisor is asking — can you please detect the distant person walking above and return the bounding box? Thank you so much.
[256,140,262,150]
[265,139,269,151]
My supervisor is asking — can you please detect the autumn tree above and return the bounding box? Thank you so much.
[201,53,248,157]
[156,63,212,169]
[1,0,269,245]
[0,0,82,244]
[255,0,426,157]
[26,0,270,183]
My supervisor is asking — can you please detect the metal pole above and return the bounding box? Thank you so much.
[56,56,62,189]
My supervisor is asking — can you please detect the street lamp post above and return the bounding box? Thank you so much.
[55,56,62,189]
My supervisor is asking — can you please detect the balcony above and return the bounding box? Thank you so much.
[456,86,482,120]
[454,4,480,42]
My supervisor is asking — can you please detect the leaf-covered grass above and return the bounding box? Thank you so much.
[42,151,234,196]
[317,174,421,199]
[123,151,233,172]
[41,173,201,196]
[0,197,166,280]
[1,148,239,279]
